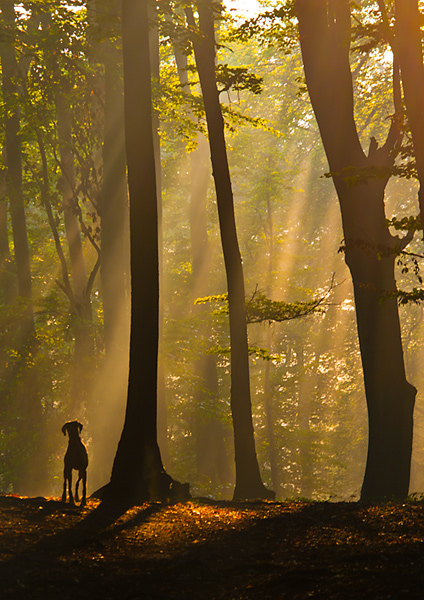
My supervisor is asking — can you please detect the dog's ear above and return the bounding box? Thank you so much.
[77,422,83,433]
[62,423,68,436]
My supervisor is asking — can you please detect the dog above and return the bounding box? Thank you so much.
[61,420,88,507]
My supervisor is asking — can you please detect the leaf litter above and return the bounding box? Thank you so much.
[1,495,424,598]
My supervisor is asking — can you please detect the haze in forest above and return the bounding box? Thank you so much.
[1,0,424,504]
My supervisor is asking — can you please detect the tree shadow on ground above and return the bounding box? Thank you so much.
[1,497,424,599]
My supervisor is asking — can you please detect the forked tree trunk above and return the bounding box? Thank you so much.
[297,0,416,500]
[186,0,274,500]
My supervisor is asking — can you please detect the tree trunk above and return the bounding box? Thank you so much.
[0,1,34,340]
[190,150,233,491]
[173,38,232,491]
[149,4,170,468]
[297,0,416,500]
[100,3,130,357]
[0,195,15,304]
[0,0,44,494]
[295,340,315,499]
[263,192,279,496]
[344,191,416,499]
[106,0,187,505]
[187,0,274,500]
[394,0,424,227]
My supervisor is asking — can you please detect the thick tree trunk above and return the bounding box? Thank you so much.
[342,180,416,499]
[106,0,187,505]
[149,6,170,468]
[395,0,424,226]
[187,0,274,500]
[297,0,416,500]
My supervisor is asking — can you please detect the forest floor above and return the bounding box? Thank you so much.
[0,495,424,599]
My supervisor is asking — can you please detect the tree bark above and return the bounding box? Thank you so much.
[394,0,424,227]
[173,34,231,491]
[297,0,416,500]
[149,3,170,468]
[106,0,188,505]
[187,0,274,500]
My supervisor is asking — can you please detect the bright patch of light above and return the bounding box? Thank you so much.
[224,0,260,18]
[383,48,393,63]
[341,299,354,312]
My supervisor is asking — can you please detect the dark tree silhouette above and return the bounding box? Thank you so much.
[296,0,416,500]
[395,0,424,228]
[186,0,274,501]
[104,0,188,505]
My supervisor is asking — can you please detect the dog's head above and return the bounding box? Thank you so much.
[62,420,83,437]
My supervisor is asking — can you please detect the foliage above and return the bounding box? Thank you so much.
[215,64,263,95]
[387,215,422,232]
[195,287,328,324]
[226,1,298,52]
